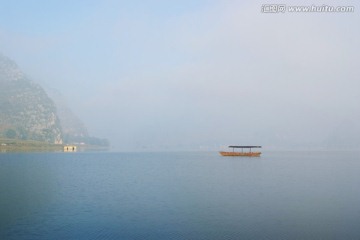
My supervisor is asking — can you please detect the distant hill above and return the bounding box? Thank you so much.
[0,54,109,147]
[46,88,109,146]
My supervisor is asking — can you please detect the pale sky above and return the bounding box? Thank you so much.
[1,0,359,151]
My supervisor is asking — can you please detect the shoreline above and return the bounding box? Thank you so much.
[0,138,108,153]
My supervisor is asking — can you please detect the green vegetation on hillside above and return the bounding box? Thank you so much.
[0,138,63,152]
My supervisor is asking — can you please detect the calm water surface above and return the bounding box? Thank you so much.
[1,151,360,239]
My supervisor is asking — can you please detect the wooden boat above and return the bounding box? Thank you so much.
[219,146,261,157]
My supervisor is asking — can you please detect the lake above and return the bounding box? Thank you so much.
[1,151,360,239]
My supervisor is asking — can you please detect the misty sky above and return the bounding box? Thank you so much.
[1,0,359,151]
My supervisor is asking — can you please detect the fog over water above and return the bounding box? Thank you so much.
[1,1,359,151]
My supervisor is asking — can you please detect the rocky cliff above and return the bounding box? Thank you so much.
[0,54,63,144]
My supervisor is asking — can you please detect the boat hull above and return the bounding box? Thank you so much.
[219,151,261,157]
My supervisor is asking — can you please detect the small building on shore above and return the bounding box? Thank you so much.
[63,145,77,152]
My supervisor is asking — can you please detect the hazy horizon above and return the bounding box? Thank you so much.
[1,1,359,151]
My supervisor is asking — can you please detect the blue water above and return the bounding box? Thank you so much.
[1,151,360,239]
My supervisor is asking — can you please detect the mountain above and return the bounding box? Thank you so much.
[0,54,109,147]
[0,54,63,144]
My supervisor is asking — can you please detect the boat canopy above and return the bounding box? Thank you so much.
[228,146,262,148]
